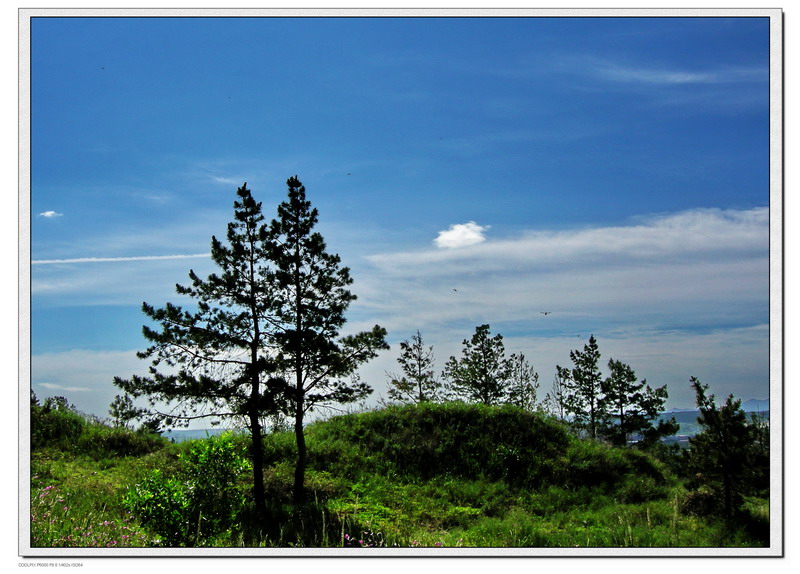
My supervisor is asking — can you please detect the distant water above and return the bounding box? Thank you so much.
[161,428,242,443]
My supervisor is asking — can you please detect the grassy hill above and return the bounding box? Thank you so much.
[29,401,769,549]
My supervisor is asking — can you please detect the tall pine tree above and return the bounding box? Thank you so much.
[557,335,604,439]
[688,377,756,519]
[265,176,388,505]
[443,324,512,405]
[114,183,284,520]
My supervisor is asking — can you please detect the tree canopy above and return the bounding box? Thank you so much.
[386,330,442,403]
[114,178,388,513]
[443,324,538,409]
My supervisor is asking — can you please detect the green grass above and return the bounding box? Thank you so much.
[28,401,770,549]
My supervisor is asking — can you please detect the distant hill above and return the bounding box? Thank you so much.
[659,400,769,440]
[741,398,769,413]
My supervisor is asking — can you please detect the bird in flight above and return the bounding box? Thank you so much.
[540,311,551,316]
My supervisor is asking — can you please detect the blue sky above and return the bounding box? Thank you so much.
[27,14,775,425]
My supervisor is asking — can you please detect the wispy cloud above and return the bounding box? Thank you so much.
[32,253,211,265]
[593,62,767,86]
[212,176,244,186]
[434,221,490,249]
[374,208,767,271]
[38,210,63,218]
[346,206,769,409]
[32,350,150,418]
[356,207,768,338]
[40,382,92,392]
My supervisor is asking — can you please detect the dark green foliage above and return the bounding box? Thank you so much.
[557,337,676,445]
[262,176,389,505]
[386,330,443,403]
[31,397,767,548]
[113,182,287,519]
[685,378,768,521]
[76,425,166,459]
[31,394,166,458]
[31,397,85,450]
[108,393,152,430]
[557,335,604,438]
[600,359,677,446]
[123,432,251,546]
[558,438,668,495]
[303,402,665,496]
[443,325,537,407]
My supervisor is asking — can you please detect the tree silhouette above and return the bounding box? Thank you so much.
[443,324,512,405]
[506,352,540,411]
[386,330,442,403]
[600,359,677,446]
[264,176,388,505]
[687,377,757,519]
[557,335,604,439]
[114,183,286,520]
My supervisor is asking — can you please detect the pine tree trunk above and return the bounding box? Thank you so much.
[249,410,267,520]
[293,391,306,506]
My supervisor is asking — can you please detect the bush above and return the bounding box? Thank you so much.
[123,470,192,546]
[179,432,251,537]
[123,432,251,546]
[560,440,667,497]
[77,426,166,459]
[31,402,85,450]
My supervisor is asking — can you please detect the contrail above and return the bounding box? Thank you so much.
[32,253,211,265]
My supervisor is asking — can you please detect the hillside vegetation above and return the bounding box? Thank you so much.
[29,399,769,549]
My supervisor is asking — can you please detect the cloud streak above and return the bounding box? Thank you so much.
[32,253,211,265]
[371,207,767,273]
[593,63,767,86]
[38,210,63,218]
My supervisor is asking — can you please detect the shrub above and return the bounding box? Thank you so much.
[123,432,251,546]
[179,432,251,537]
[123,470,192,546]
[31,402,85,450]
[77,425,166,459]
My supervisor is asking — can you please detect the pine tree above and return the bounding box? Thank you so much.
[386,330,442,403]
[505,352,540,411]
[114,183,287,521]
[599,359,676,446]
[688,377,755,519]
[108,394,148,429]
[442,324,513,405]
[557,335,604,439]
[542,373,568,420]
[264,176,388,505]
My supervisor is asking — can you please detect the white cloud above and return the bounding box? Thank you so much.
[38,210,63,218]
[40,383,92,393]
[27,206,771,418]
[32,253,210,265]
[434,221,490,249]
[373,207,768,272]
